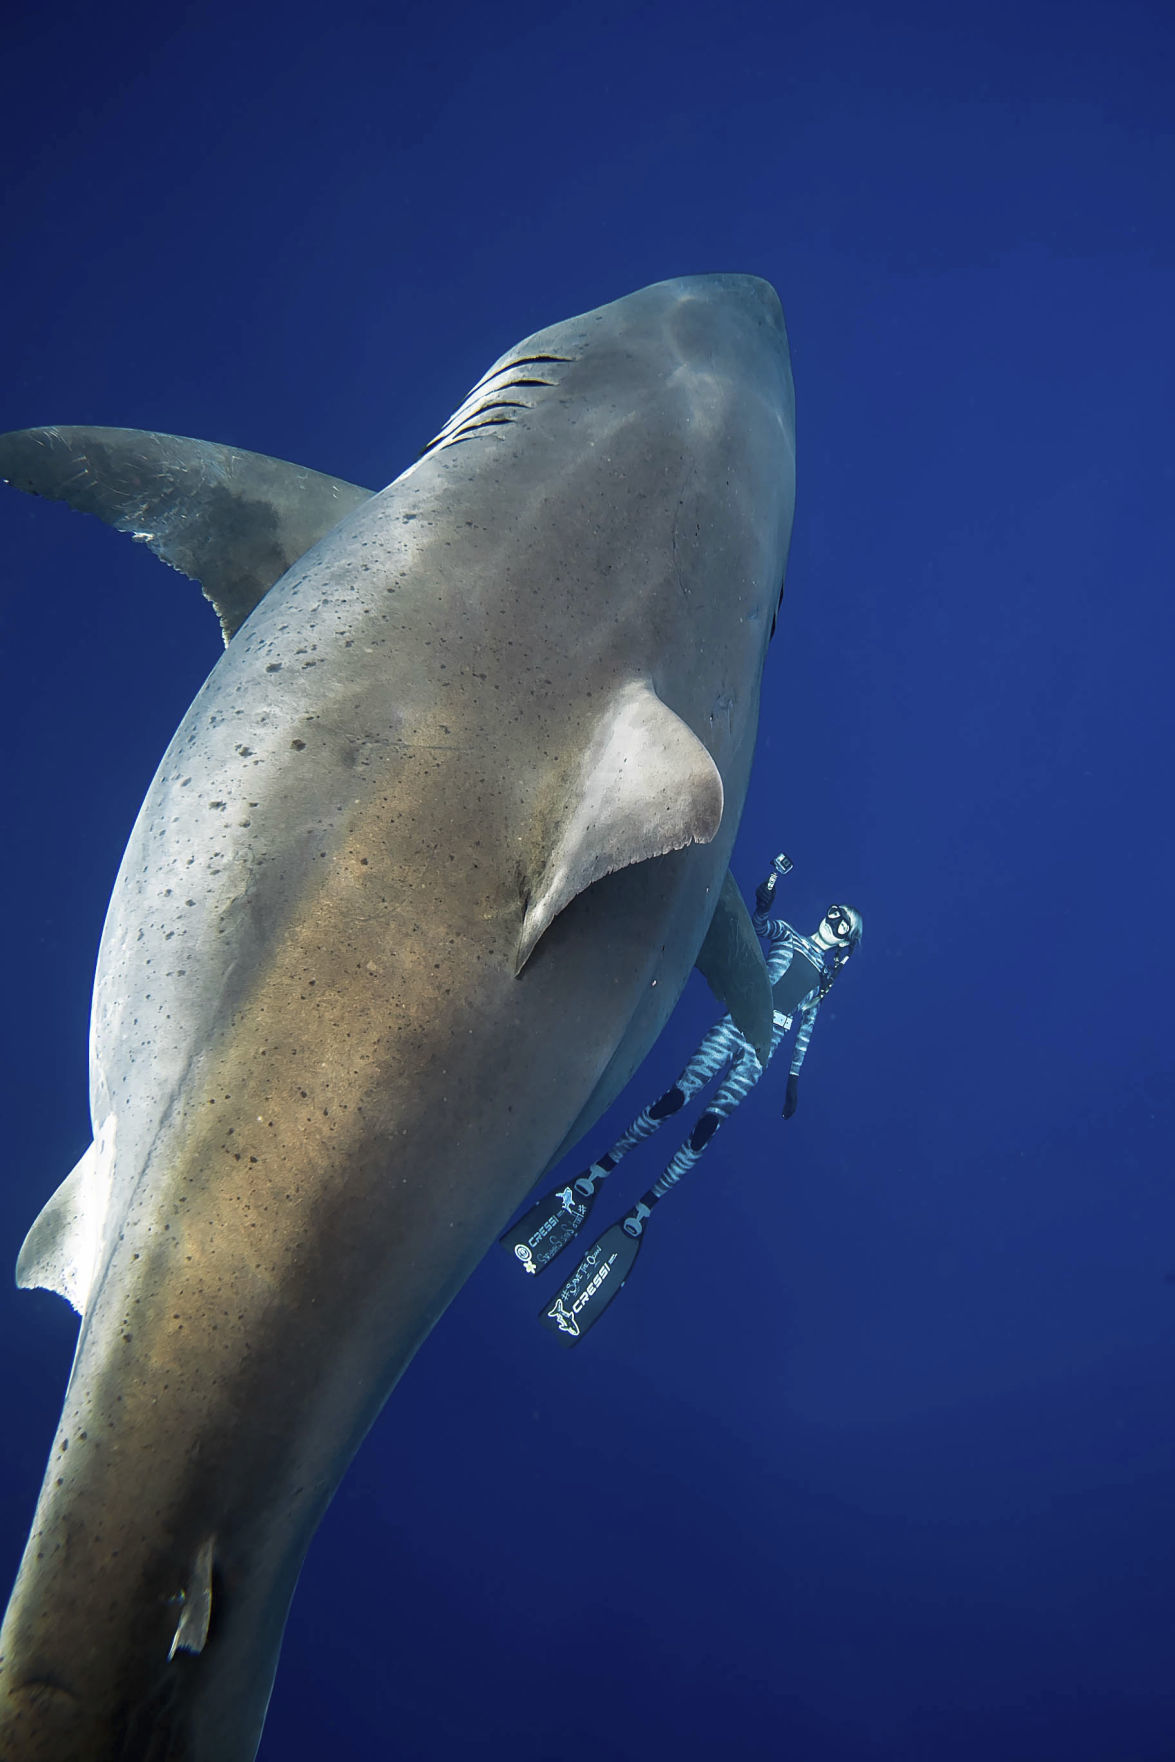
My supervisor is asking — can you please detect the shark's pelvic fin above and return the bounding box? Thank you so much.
[0,426,373,642]
[16,1117,117,1315]
[517,679,724,973]
[695,868,774,1065]
[169,1537,217,1660]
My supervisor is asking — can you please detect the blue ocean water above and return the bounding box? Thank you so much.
[1,2,1172,1758]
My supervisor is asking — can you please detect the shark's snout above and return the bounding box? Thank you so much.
[655,271,786,336]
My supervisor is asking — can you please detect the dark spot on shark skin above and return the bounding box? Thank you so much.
[290,739,306,751]
[265,663,282,673]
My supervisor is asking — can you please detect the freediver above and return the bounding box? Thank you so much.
[499,854,864,1341]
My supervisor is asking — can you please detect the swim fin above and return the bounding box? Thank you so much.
[498,1170,604,1275]
[538,1202,652,1345]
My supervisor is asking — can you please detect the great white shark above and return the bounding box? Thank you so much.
[0,273,795,1761]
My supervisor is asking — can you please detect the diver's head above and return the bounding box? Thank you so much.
[813,903,863,1002]
[813,903,863,954]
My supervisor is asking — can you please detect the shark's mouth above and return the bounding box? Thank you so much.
[419,353,574,457]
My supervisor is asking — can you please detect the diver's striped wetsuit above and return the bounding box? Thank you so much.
[583,860,828,1199]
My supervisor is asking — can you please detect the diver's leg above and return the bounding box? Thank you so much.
[587,1022,741,1179]
[503,1017,760,1276]
[649,1046,767,1199]
[537,1044,772,1336]
[501,1022,741,1274]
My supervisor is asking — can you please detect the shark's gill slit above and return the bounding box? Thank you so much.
[450,417,517,435]
[426,386,564,456]
[468,352,573,392]
[424,359,570,456]
[460,400,529,416]
[423,384,559,457]
[443,434,501,450]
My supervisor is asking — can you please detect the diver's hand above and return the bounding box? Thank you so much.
[783,1073,799,1119]
[757,853,794,916]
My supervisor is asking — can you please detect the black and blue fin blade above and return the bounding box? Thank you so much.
[539,1208,649,1345]
[499,1170,605,1275]
[695,868,773,1066]
[0,425,373,642]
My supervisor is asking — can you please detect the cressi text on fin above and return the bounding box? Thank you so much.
[498,1169,604,1275]
[538,1211,648,1344]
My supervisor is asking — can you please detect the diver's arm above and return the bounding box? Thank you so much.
[752,852,794,937]
[789,999,818,1074]
[783,998,820,1117]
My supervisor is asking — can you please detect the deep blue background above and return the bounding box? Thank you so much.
[2,2,1173,1757]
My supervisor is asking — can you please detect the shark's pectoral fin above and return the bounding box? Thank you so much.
[0,425,373,642]
[695,869,774,1066]
[16,1116,116,1316]
[517,679,724,973]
